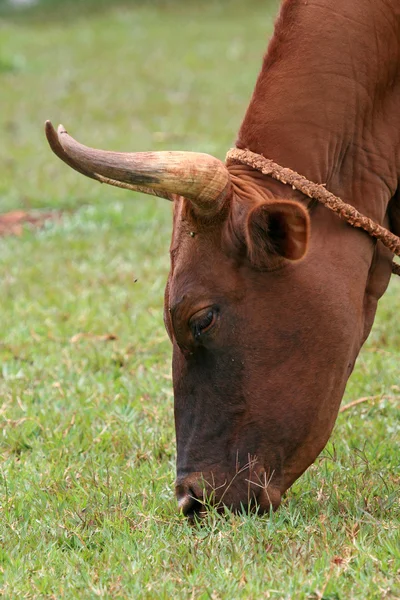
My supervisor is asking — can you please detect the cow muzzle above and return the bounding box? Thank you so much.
[175,467,282,520]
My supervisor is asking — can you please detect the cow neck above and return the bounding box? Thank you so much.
[236,0,400,225]
[226,147,400,277]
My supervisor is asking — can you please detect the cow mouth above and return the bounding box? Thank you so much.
[177,490,207,521]
[175,467,282,520]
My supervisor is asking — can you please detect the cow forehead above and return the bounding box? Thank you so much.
[168,223,244,315]
[168,243,240,308]
[170,197,231,268]
[170,197,222,250]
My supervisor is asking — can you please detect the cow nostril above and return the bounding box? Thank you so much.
[177,487,205,520]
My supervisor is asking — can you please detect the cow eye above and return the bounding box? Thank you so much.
[189,307,217,340]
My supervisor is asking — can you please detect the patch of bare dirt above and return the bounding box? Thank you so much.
[0,210,62,236]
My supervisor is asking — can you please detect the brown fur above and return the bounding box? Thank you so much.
[168,0,399,516]
[227,147,400,266]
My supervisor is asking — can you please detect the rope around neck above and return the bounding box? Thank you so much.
[226,148,400,277]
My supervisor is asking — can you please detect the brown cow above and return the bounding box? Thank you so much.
[45,0,400,518]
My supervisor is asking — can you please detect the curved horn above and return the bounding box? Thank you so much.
[45,121,231,216]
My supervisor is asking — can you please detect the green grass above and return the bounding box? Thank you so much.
[1,1,399,598]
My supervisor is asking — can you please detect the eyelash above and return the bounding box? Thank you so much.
[190,308,217,340]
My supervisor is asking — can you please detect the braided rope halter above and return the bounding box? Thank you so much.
[226,148,400,277]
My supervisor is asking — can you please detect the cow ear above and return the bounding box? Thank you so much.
[245,200,310,269]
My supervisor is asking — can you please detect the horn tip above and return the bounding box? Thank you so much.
[58,124,67,135]
[45,120,58,144]
[45,119,55,133]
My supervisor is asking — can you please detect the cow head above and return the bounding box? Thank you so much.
[45,122,388,518]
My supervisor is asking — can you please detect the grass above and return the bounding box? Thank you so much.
[0,0,399,598]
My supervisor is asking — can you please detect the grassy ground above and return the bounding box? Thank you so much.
[1,1,399,598]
